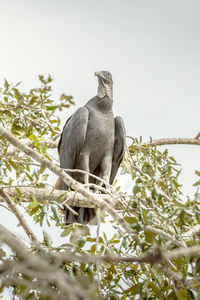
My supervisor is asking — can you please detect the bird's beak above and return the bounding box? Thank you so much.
[94,71,105,79]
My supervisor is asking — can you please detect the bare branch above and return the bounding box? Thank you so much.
[3,133,200,159]
[145,137,200,147]
[0,224,28,249]
[0,187,123,209]
[195,132,200,139]
[0,188,39,243]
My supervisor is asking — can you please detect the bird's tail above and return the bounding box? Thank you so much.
[64,206,97,225]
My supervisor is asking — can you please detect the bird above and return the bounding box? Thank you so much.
[58,71,126,225]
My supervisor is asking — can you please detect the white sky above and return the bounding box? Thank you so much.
[0,0,200,254]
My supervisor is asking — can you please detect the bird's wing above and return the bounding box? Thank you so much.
[58,107,89,190]
[110,116,126,184]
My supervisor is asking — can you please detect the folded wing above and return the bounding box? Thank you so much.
[110,116,126,184]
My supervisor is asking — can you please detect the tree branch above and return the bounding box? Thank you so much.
[0,188,39,243]
[1,137,58,157]
[145,137,200,147]
[2,133,200,158]
[0,224,28,249]
[195,132,200,139]
[0,186,123,209]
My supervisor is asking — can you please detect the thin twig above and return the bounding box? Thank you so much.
[63,168,111,189]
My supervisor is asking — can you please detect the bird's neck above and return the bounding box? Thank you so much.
[98,81,113,101]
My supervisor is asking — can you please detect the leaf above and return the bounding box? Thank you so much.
[43,230,52,247]
[108,233,120,244]
[195,170,200,176]
[46,105,58,112]
[177,289,190,300]
[193,180,200,187]
[28,134,38,142]
[41,174,49,181]
[125,216,137,224]
[39,212,45,226]
[87,237,96,242]
[9,160,18,171]
[88,244,96,253]
[4,160,11,172]
[60,225,73,237]
[133,184,141,195]
[40,165,46,174]
[195,257,200,274]
[151,188,157,200]
[51,206,60,222]
[15,187,22,197]
[0,249,6,258]
[25,172,34,181]
[124,283,140,294]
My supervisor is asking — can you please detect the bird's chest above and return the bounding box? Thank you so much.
[84,109,115,153]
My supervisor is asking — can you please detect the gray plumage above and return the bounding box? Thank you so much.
[58,71,126,225]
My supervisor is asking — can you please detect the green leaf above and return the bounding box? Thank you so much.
[46,105,58,112]
[9,160,18,171]
[43,230,52,247]
[125,216,138,224]
[15,187,22,197]
[151,188,157,200]
[28,134,38,142]
[88,244,96,253]
[133,184,141,195]
[177,289,190,300]
[193,180,200,187]
[0,249,6,258]
[195,170,200,176]
[61,225,73,237]
[124,283,140,294]
[51,206,60,222]
[195,257,200,274]
[25,172,34,181]
[41,174,49,181]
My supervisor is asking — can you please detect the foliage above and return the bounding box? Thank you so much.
[0,76,200,299]
[0,75,74,187]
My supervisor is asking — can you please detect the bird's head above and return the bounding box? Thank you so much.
[95,71,113,100]
[95,71,113,86]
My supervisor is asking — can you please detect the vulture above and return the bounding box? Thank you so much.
[58,71,126,225]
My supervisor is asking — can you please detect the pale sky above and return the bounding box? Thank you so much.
[0,0,200,248]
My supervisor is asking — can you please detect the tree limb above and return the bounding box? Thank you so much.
[2,133,200,158]
[0,224,28,249]
[0,186,123,209]
[145,137,200,147]
[195,132,200,139]
[1,137,58,157]
[0,188,39,243]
